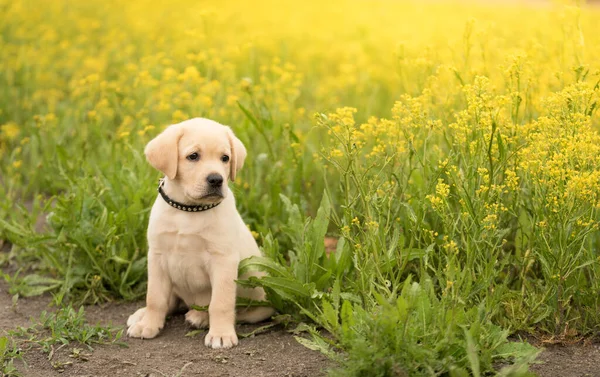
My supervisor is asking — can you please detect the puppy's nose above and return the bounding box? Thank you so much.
[207,173,223,187]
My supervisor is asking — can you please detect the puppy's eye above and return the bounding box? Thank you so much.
[221,155,230,163]
[187,153,200,161]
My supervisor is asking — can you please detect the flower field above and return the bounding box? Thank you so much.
[1,0,600,375]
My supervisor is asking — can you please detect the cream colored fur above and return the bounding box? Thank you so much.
[126,118,274,349]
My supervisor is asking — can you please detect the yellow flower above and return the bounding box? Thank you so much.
[442,236,458,254]
[426,194,443,208]
[178,66,200,81]
[226,95,239,107]
[435,179,450,198]
[329,149,344,158]
[366,220,379,229]
[172,110,188,122]
[482,214,498,231]
[1,122,20,140]
[240,78,252,91]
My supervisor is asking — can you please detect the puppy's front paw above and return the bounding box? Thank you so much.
[204,328,238,349]
[185,310,209,328]
[127,307,146,327]
[127,319,161,339]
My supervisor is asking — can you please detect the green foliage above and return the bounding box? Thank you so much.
[0,336,22,377]
[322,278,539,376]
[2,1,600,375]
[238,192,355,316]
[9,305,124,354]
[241,194,538,374]
[1,143,155,303]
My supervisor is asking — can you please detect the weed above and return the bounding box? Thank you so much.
[9,305,125,357]
[322,278,539,376]
[0,336,22,377]
[1,0,600,374]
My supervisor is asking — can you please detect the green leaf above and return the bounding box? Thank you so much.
[0,336,7,354]
[279,194,304,243]
[189,304,208,311]
[495,341,539,360]
[310,193,331,255]
[238,322,278,338]
[331,278,341,312]
[250,276,312,299]
[109,256,130,264]
[235,297,272,308]
[339,292,362,304]
[289,322,313,335]
[238,256,292,278]
[237,101,259,127]
[449,367,470,377]
[402,248,429,262]
[497,132,506,162]
[294,335,332,357]
[321,300,338,332]
[340,301,354,337]
[464,326,481,377]
[333,237,352,277]
[185,329,204,337]
[9,274,63,297]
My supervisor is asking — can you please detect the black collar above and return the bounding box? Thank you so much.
[157,179,221,212]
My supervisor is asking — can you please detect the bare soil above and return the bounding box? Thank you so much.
[0,278,330,377]
[529,343,600,377]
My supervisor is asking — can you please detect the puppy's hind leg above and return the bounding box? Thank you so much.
[185,290,211,329]
[236,283,274,323]
[236,306,275,323]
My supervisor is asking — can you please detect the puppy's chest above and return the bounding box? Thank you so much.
[154,229,217,292]
[164,248,212,294]
[149,217,226,290]
[149,214,222,253]
[154,230,215,253]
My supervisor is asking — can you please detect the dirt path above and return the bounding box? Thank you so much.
[530,343,600,377]
[2,254,600,376]
[0,279,330,377]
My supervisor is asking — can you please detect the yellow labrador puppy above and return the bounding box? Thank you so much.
[127,118,274,349]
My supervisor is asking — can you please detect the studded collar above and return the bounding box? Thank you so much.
[157,178,222,212]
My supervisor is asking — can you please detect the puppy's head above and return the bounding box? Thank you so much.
[145,118,247,204]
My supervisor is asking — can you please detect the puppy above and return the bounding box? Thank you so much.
[127,118,274,349]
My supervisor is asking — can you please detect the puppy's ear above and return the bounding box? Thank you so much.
[226,127,247,182]
[145,125,183,180]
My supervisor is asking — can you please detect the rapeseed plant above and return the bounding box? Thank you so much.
[2,0,600,374]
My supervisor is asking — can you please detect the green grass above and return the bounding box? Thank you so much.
[0,336,22,377]
[2,0,600,375]
[0,305,123,375]
[6,305,124,373]
[324,279,539,377]
[9,305,125,353]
